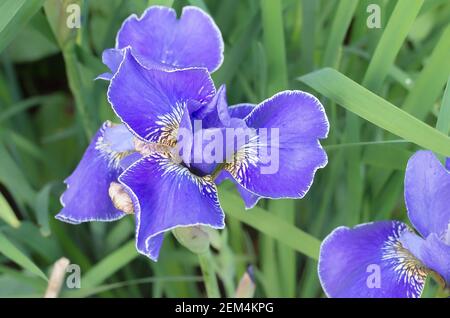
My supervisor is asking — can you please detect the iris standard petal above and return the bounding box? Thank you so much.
[57,122,135,223]
[108,49,215,145]
[116,6,224,73]
[118,152,225,261]
[318,221,428,298]
[228,103,255,119]
[194,86,250,130]
[405,150,450,238]
[195,85,231,128]
[224,91,329,199]
[96,48,125,80]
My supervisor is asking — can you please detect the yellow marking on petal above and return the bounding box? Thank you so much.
[381,223,429,298]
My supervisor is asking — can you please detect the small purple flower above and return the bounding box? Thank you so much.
[318,150,450,298]
[97,6,224,80]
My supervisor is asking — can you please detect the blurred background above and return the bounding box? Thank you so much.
[0,0,449,297]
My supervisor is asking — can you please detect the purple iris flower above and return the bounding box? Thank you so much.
[57,5,329,262]
[318,150,450,298]
[97,5,224,80]
[57,5,224,223]
[105,50,328,260]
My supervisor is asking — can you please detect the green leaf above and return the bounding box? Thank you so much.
[0,143,36,206]
[300,0,318,73]
[0,95,55,124]
[269,199,296,297]
[299,68,450,157]
[403,26,450,119]
[0,192,20,228]
[322,0,358,68]
[0,232,47,281]
[34,184,53,237]
[220,191,321,260]
[7,22,59,63]
[363,0,424,92]
[436,77,450,135]
[82,240,138,288]
[44,0,80,49]
[261,0,288,95]
[0,0,45,54]
[147,0,173,7]
[187,0,208,12]
[212,12,260,85]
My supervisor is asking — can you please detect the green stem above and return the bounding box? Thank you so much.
[197,250,220,298]
[62,44,94,140]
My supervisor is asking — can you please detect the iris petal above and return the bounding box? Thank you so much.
[107,49,215,145]
[319,221,428,298]
[228,103,255,119]
[116,6,224,73]
[216,171,260,209]
[405,150,450,238]
[419,234,450,285]
[195,85,231,128]
[96,48,125,80]
[225,91,329,199]
[57,122,135,223]
[118,152,225,261]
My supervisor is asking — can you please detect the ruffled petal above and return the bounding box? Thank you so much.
[116,6,224,73]
[319,221,428,298]
[57,122,135,223]
[107,49,215,145]
[225,91,329,199]
[118,153,225,261]
[228,103,255,119]
[194,85,231,128]
[96,48,125,80]
[404,150,450,238]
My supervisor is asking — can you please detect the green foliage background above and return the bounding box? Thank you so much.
[0,0,449,297]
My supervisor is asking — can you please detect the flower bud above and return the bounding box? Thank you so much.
[172,226,212,254]
[108,182,134,214]
[234,266,256,298]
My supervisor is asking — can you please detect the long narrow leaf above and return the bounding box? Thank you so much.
[0,0,45,53]
[0,232,47,281]
[220,191,321,260]
[299,68,450,157]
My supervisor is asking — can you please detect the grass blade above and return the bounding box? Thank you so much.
[403,26,450,120]
[0,192,20,228]
[362,0,424,92]
[299,68,450,157]
[0,232,47,281]
[0,0,45,53]
[82,240,138,288]
[261,0,288,94]
[436,77,450,135]
[322,0,358,68]
[220,191,321,260]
